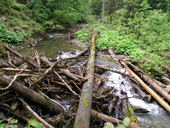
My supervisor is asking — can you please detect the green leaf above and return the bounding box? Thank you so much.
[5,125,15,128]
[30,121,42,128]
[103,126,114,128]
[10,119,18,124]
[116,124,125,128]
[123,117,130,127]
[0,120,4,123]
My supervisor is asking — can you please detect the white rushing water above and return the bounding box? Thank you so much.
[95,56,170,128]
[56,52,170,128]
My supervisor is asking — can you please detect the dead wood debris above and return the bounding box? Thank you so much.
[0,42,164,127]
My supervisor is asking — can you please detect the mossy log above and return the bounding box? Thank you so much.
[74,30,95,128]
[122,99,140,127]
[1,42,22,58]
[0,43,7,57]
[0,74,65,114]
[122,99,139,128]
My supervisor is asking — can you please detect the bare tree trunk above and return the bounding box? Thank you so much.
[74,30,95,128]
[102,0,105,25]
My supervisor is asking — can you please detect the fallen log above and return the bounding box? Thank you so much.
[74,30,96,128]
[1,42,22,58]
[0,42,7,57]
[19,98,54,128]
[0,74,65,114]
[71,48,88,58]
[162,76,170,85]
[131,83,148,101]
[108,48,123,68]
[59,69,80,82]
[136,72,170,103]
[121,62,170,113]
[122,99,139,126]
[90,109,122,124]
[2,68,31,72]
[96,65,133,78]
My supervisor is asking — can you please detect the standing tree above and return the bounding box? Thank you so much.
[102,0,105,25]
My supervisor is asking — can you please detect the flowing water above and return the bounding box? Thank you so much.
[19,32,170,128]
[19,32,82,59]
[95,56,170,128]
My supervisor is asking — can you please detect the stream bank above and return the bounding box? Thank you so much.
[1,25,170,128]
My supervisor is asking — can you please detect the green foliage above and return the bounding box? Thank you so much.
[42,21,54,32]
[75,28,90,43]
[19,12,30,21]
[0,119,45,128]
[32,0,50,23]
[25,119,45,128]
[0,23,25,44]
[103,117,140,128]
[11,1,28,11]
[21,25,29,29]
[0,118,18,128]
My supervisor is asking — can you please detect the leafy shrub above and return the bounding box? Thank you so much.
[42,21,54,32]
[0,23,25,44]
[75,28,89,43]
[19,12,30,21]
[21,25,28,29]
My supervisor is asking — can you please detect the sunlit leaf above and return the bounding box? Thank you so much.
[123,117,130,127]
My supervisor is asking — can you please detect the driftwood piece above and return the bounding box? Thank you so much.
[74,30,96,128]
[121,62,170,113]
[131,83,148,100]
[71,48,88,58]
[162,76,170,85]
[0,74,65,114]
[1,42,22,58]
[90,109,122,124]
[136,72,170,103]
[34,61,58,84]
[96,65,133,78]
[59,69,80,82]
[17,62,28,69]
[54,70,79,97]
[24,55,39,68]
[7,51,11,63]
[0,105,28,122]
[108,48,123,68]
[0,61,8,68]
[153,79,166,88]
[2,68,31,72]
[19,98,54,128]
[40,56,51,67]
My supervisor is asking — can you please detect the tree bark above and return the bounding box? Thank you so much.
[136,72,170,103]
[122,99,140,126]
[121,62,170,113]
[74,30,95,128]
[102,0,105,25]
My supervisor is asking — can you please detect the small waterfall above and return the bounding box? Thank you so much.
[97,56,170,128]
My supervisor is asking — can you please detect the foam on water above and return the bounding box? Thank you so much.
[102,68,166,115]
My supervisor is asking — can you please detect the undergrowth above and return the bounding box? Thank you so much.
[75,11,170,77]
